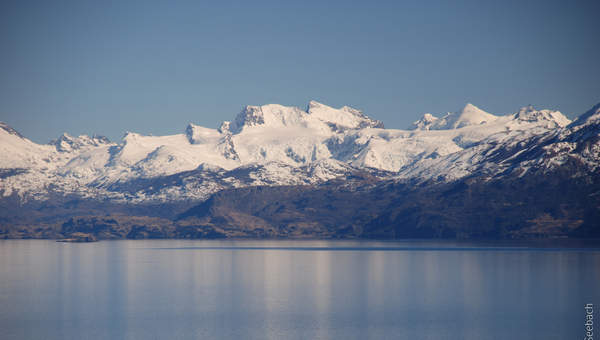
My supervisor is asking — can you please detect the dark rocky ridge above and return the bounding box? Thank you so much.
[177,169,600,239]
[2,166,598,240]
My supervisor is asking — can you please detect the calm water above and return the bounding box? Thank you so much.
[1,239,599,340]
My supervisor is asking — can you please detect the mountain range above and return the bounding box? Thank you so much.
[1,100,599,240]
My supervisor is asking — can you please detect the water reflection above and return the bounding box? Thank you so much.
[0,239,598,340]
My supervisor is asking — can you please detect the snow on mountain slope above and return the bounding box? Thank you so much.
[399,103,595,182]
[0,125,119,199]
[306,100,384,130]
[569,102,600,129]
[342,104,572,173]
[0,100,587,203]
[513,105,571,128]
[540,102,600,172]
[229,104,307,133]
[51,133,111,152]
[411,103,569,131]
[224,101,384,134]
[0,122,55,169]
[186,123,222,144]
[411,103,498,130]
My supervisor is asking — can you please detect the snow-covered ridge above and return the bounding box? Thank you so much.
[221,100,384,135]
[569,102,600,129]
[0,122,25,139]
[306,100,384,130]
[411,103,499,130]
[1,100,596,203]
[411,103,570,130]
[50,133,112,152]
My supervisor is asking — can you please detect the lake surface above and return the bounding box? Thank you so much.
[1,239,599,339]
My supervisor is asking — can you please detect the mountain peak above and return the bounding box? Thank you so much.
[1,100,598,206]
[514,105,571,127]
[411,113,439,130]
[461,102,479,112]
[307,101,384,130]
[50,133,111,152]
[228,104,308,133]
[451,103,497,128]
[411,103,497,130]
[224,101,384,134]
[228,106,260,134]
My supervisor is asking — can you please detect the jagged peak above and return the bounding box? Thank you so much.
[307,100,359,116]
[55,132,75,141]
[50,132,111,152]
[514,105,571,127]
[517,104,535,112]
[52,132,110,143]
[228,103,315,134]
[411,113,439,130]
[220,101,385,134]
[307,100,384,130]
[514,105,544,119]
[411,103,496,130]
[229,105,267,133]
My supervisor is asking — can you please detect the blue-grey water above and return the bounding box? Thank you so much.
[0,239,599,340]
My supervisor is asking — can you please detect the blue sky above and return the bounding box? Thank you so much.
[1,0,599,143]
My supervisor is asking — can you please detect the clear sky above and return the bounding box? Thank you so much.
[1,0,599,143]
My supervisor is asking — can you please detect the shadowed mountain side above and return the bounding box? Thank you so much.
[178,170,600,239]
[2,167,599,240]
[0,214,226,240]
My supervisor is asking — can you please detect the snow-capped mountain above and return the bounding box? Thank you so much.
[1,100,596,204]
[411,103,499,130]
[400,102,599,181]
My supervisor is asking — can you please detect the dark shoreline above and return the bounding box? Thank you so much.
[4,236,600,249]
